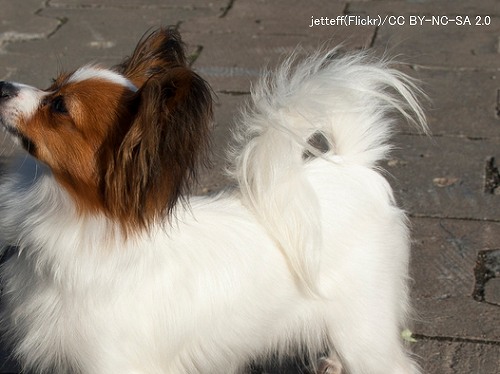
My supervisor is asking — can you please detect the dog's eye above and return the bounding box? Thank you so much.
[51,96,68,114]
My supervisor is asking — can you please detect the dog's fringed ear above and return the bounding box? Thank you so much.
[103,55,213,233]
[115,27,187,89]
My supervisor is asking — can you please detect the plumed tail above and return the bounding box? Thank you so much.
[229,49,427,295]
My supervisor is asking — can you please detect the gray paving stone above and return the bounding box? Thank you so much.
[410,218,500,341]
[184,30,374,93]
[195,93,248,194]
[411,68,500,138]
[387,134,500,221]
[0,0,61,84]
[10,6,208,58]
[353,63,500,138]
[412,339,500,374]
[182,0,364,39]
[348,0,500,69]
[182,0,375,93]
[185,31,327,93]
[0,5,223,86]
[484,278,500,306]
[0,0,61,45]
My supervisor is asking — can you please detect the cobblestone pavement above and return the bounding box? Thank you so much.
[1,1,499,373]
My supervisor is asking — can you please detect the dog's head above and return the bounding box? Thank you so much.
[0,28,213,232]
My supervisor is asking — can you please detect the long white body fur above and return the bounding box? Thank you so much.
[0,51,425,374]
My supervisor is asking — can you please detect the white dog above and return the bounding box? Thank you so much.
[0,28,425,374]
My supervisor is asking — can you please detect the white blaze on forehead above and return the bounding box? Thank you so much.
[68,66,137,92]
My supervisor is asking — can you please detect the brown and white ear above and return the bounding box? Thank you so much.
[115,27,187,89]
[102,64,213,232]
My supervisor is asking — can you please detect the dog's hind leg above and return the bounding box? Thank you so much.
[323,311,420,374]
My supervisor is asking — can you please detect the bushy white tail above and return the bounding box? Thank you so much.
[230,50,427,294]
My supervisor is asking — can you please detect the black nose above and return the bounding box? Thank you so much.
[0,81,18,100]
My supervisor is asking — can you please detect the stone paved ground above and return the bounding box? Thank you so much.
[1,0,499,373]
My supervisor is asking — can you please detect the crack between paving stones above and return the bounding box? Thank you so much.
[369,25,379,48]
[408,214,500,224]
[188,45,204,67]
[0,0,66,52]
[396,131,500,142]
[46,1,208,11]
[411,64,500,73]
[36,3,68,39]
[496,89,500,118]
[219,0,235,18]
[438,220,468,257]
[412,333,500,346]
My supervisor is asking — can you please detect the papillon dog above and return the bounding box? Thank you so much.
[0,28,426,374]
